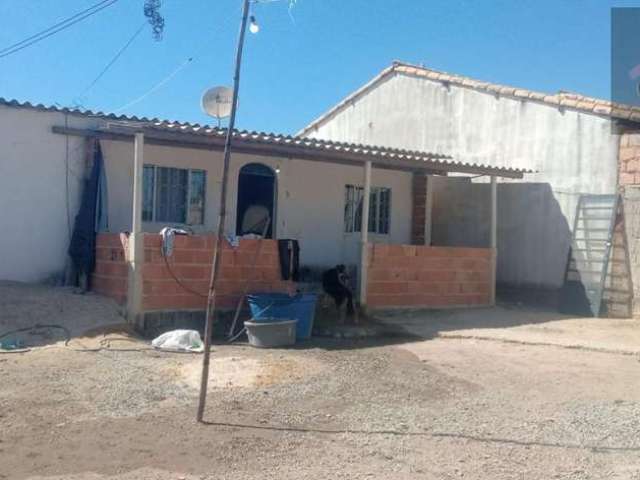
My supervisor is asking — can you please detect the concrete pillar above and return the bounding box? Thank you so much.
[425,175,433,246]
[490,176,497,306]
[127,133,144,326]
[359,161,372,307]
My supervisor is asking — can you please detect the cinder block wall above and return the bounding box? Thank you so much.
[616,131,640,317]
[92,233,291,313]
[366,244,491,308]
[142,235,290,312]
[92,234,128,304]
[619,132,640,186]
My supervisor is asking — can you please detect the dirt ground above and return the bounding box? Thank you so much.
[2,284,640,479]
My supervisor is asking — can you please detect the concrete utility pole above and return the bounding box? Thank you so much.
[197,0,251,423]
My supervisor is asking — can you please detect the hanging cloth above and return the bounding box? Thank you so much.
[68,140,108,276]
[277,239,300,281]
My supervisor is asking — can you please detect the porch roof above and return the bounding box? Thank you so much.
[54,121,532,178]
[2,94,529,178]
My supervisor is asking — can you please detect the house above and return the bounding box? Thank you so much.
[298,61,640,317]
[0,99,528,331]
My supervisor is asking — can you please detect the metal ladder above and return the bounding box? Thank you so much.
[560,194,619,317]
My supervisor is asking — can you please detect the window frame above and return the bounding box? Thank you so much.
[344,184,392,235]
[142,164,207,225]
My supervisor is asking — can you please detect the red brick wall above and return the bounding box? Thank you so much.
[366,244,491,308]
[619,132,640,186]
[92,234,128,304]
[142,235,291,312]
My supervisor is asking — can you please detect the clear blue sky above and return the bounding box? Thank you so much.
[0,0,637,134]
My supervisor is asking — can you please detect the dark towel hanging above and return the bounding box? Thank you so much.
[68,141,107,276]
[277,239,300,281]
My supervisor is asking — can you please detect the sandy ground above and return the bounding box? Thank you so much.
[378,305,640,355]
[2,284,640,479]
[0,281,124,345]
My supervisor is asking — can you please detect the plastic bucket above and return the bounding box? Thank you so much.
[247,293,317,340]
[245,319,297,348]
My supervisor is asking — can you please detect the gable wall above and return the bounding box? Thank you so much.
[303,73,620,289]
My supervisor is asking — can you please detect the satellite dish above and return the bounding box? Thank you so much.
[201,86,233,119]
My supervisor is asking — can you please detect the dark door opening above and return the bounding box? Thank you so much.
[236,163,276,238]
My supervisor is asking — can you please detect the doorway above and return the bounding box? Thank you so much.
[236,163,276,238]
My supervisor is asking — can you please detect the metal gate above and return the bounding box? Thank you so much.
[559,194,619,317]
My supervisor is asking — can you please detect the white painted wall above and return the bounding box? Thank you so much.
[303,72,620,289]
[100,139,413,268]
[0,106,98,282]
[0,103,412,283]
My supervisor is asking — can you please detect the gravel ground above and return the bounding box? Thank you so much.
[2,332,640,480]
[2,283,640,479]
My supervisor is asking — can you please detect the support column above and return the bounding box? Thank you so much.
[490,176,497,306]
[425,175,433,246]
[359,161,372,307]
[127,133,144,326]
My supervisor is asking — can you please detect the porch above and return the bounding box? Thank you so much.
[55,121,530,331]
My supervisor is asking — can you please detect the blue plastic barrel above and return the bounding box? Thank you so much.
[247,293,317,340]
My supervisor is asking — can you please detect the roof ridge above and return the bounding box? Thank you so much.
[391,61,640,117]
[298,61,640,136]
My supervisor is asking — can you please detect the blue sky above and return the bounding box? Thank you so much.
[0,0,637,133]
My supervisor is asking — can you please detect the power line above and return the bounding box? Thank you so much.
[113,57,194,113]
[0,0,120,59]
[76,22,147,102]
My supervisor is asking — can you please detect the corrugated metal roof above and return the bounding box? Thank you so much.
[299,61,640,137]
[1,96,533,177]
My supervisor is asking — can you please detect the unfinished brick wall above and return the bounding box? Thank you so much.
[411,173,427,245]
[142,235,291,312]
[92,233,128,304]
[619,132,640,186]
[366,244,491,308]
[602,211,633,318]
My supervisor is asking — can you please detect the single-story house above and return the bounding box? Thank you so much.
[298,61,640,317]
[0,99,529,330]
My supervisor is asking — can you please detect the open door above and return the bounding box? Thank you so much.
[236,163,276,238]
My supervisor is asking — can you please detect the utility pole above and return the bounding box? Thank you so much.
[197,0,251,423]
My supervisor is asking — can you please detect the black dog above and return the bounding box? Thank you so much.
[322,264,355,319]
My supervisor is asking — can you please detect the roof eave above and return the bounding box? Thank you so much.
[52,124,529,179]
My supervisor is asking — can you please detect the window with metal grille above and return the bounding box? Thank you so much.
[142,165,206,225]
[344,185,391,234]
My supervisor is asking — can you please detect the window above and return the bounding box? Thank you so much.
[344,185,391,234]
[142,165,206,224]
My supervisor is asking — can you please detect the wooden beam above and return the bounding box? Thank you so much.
[51,125,526,179]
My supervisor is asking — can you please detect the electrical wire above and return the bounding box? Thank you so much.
[112,57,194,113]
[0,0,120,59]
[77,22,147,101]
[162,253,209,298]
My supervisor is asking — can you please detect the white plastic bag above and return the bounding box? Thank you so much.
[151,329,204,352]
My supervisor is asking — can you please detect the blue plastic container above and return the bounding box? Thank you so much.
[247,293,318,340]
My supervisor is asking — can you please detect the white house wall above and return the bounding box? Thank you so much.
[100,139,413,269]
[304,73,620,289]
[0,106,98,282]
